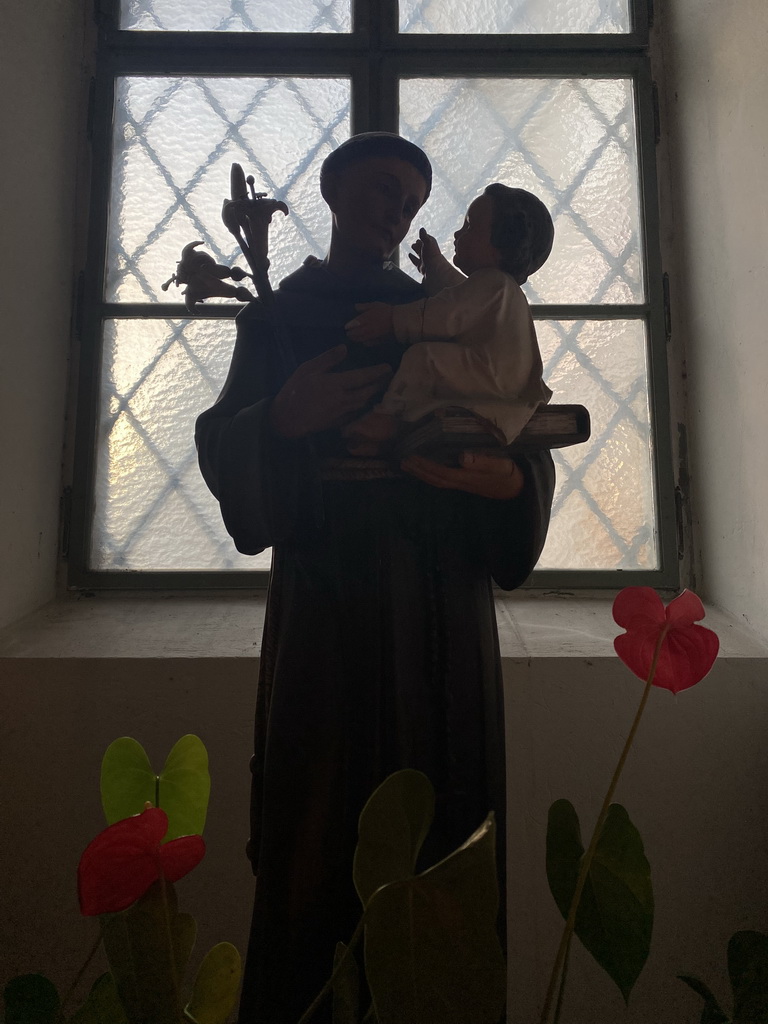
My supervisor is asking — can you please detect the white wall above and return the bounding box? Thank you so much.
[660,0,768,639]
[0,0,86,629]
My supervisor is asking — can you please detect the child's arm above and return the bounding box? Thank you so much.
[410,228,466,295]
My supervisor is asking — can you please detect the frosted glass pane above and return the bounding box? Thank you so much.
[106,77,351,303]
[91,319,271,571]
[120,0,350,32]
[401,0,629,33]
[400,78,644,304]
[536,319,657,571]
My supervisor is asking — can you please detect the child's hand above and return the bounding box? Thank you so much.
[408,227,441,275]
[345,302,395,344]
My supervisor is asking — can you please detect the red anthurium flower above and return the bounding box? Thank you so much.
[613,587,719,693]
[78,806,205,916]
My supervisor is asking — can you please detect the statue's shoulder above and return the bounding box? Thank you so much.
[235,298,269,325]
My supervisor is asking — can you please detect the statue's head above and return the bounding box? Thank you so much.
[320,133,432,261]
[483,183,555,284]
[320,133,432,203]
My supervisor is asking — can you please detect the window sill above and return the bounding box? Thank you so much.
[1,592,765,661]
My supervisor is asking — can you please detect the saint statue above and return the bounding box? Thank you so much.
[195,133,555,1024]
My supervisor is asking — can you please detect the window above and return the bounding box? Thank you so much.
[69,0,675,589]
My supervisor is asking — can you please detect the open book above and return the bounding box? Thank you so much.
[395,404,591,465]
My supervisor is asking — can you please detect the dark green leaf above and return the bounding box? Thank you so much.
[678,974,730,1024]
[185,942,241,1024]
[353,770,435,908]
[3,975,59,1024]
[546,800,583,920]
[546,800,653,1002]
[100,880,196,1024]
[729,931,768,1023]
[364,813,506,1024]
[100,735,210,841]
[332,942,360,1024]
[69,973,128,1024]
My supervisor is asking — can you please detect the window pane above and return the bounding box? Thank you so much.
[106,76,351,303]
[400,78,644,304]
[537,319,657,570]
[91,318,271,571]
[120,0,351,32]
[400,0,630,33]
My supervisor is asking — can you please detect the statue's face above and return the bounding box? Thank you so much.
[325,156,429,260]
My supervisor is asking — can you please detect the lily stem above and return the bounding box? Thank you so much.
[538,629,666,1024]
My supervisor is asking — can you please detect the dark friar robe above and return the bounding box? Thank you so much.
[195,258,555,1024]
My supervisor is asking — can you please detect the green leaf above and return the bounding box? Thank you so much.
[69,974,128,1024]
[546,800,653,1003]
[100,735,210,840]
[729,930,768,1023]
[678,975,731,1024]
[332,942,360,1024]
[3,975,59,1024]
[158,735,211,841]
[185,943,241,1024]
[364,813,506,1024]
[353,770,435,908]
[100,880,197,1024]
[101,738,155,824]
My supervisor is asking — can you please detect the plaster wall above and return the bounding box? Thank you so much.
[661,0,768,639]
[0,0,86,630]
[2,653,766,1024]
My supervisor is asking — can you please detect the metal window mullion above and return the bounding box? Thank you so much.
[390,49,644,77]
[633,55,677,586]
[69,64,119,588]
[103,44,367,76]
[388,32,647,54]
[99,302,653,321]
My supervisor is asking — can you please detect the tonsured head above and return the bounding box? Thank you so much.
[320,133,432,203]
[320,134,432,262]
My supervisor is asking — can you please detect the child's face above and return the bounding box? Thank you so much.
[452,194,502,275]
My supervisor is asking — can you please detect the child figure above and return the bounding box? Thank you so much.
[344,183,554,455]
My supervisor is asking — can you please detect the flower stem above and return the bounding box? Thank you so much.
[158,874,182,1014]
[56,929,103,1022]
[296,914,366,1024]
[538,630,666,1024]
[552,932,571,1024]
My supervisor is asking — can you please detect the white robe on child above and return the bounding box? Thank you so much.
[381,260,551,444]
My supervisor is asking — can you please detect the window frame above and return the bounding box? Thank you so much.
[68,0,677,590]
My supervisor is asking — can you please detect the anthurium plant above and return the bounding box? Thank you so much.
[297,589,725,1024]
[679,931,768,1024]
[540,588,720,1024]
[3,736,241,1024]
[298,769,507,1024]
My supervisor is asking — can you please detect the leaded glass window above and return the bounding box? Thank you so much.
[71,0,673,588]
